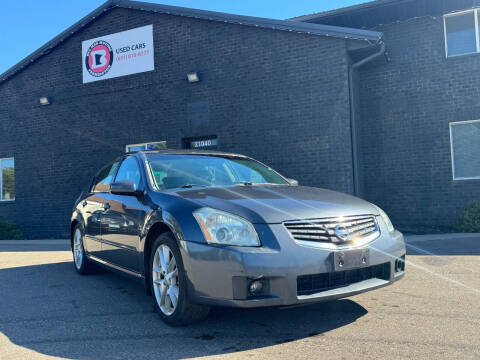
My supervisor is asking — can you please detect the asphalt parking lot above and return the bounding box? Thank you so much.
[0,236,479,360]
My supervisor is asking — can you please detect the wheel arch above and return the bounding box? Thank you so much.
[70,208,87,249]
[70,221,78,250]
[70,216,84,252]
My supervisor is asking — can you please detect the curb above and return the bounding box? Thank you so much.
[0,239,70,245]
[405,233,480,243]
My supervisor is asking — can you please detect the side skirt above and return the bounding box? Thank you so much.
[88,254,143,280]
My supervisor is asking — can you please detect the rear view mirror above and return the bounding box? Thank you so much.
[110,181,139,195]
[287,178,299,186]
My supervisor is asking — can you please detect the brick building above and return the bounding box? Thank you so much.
[294,0,480,232]
[0,0,478,237]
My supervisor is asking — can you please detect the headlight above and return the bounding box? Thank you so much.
[193,207,261,246]
[372,204,395,233]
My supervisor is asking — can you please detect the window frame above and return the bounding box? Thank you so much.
[444,9,480,58]
[125,141,167,153]
[449,119,480,181]
[0,157,15,202]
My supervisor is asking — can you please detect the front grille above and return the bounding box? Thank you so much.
[284,215,378,245]
[297,262,390,296]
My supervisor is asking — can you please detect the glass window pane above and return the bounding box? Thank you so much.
[1,159,14,200]
[451,122,480,179]
[147,154,288,189]
[446,12,476,56]
[127,145,146,152]
[146,142,167,151]
[115,157,141,188]
[126,141,167,152]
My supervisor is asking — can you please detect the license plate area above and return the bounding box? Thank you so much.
[333,248,370,271]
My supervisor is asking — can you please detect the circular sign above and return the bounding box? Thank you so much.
[85,40,113,77]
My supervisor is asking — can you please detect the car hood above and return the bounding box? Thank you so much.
[174,185,379,224]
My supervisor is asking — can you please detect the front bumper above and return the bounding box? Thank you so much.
[180,222,406,308]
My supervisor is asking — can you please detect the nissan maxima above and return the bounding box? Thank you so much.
[71,150,406,325]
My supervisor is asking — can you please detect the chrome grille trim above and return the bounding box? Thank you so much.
[284,215,380,249]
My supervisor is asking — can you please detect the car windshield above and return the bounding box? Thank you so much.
[146,154,289,190]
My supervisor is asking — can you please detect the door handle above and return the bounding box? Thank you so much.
[103,203,111,210]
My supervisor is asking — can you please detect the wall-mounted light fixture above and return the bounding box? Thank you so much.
[39,97,51,106]
[187,72,200,83]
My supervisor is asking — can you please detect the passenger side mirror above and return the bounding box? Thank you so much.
[287,178,299,186]
[110,181,140,196]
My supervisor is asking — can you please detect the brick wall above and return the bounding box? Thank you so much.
[0,7,354,238]
[356,15,480,232]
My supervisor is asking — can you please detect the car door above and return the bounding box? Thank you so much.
[100,156,149,273]
[82,161,120,258]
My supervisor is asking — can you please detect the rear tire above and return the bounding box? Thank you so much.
[72,224,97,275]
[150,232,210,326]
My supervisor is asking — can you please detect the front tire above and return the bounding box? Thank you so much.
[150,233,210,326]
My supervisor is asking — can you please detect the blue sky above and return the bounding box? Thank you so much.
[0,0,370,74]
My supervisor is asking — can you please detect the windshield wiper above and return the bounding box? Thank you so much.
[180,184,209,188]
[239,182,280,186]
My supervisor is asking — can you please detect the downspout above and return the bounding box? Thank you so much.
[348,41,386,197]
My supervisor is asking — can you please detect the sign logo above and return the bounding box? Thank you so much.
[82,25,154,83]
[85,40,113,77]
[333,225,351,243]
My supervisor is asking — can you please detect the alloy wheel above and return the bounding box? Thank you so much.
[152,244,179,316]
[73,228,84,270]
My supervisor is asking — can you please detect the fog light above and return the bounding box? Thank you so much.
[249,280,263,294]
[395,255,405,273]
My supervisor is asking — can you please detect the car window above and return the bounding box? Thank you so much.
[146,155,288,189]
[91,161,120,193]
[115,157,141,189]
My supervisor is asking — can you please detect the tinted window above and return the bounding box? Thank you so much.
[92,161,119,193]
[445,12,476,56]
[115,157,141,188]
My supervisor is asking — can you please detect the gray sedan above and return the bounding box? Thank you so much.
[71,150,405,326]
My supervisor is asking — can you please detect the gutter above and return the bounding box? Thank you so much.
[348,41,386,196]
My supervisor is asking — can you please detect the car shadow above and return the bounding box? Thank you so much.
[0,261,367,359]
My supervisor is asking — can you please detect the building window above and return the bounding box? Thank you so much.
[444,9,480,57]
[0,158,15,201]
[126,141,167,153]
[450,120,480,180]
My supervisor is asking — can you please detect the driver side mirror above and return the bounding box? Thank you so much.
[110,181,140,196]
[287,178,299,186]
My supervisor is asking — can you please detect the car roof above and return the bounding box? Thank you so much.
[132,149,251,159]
